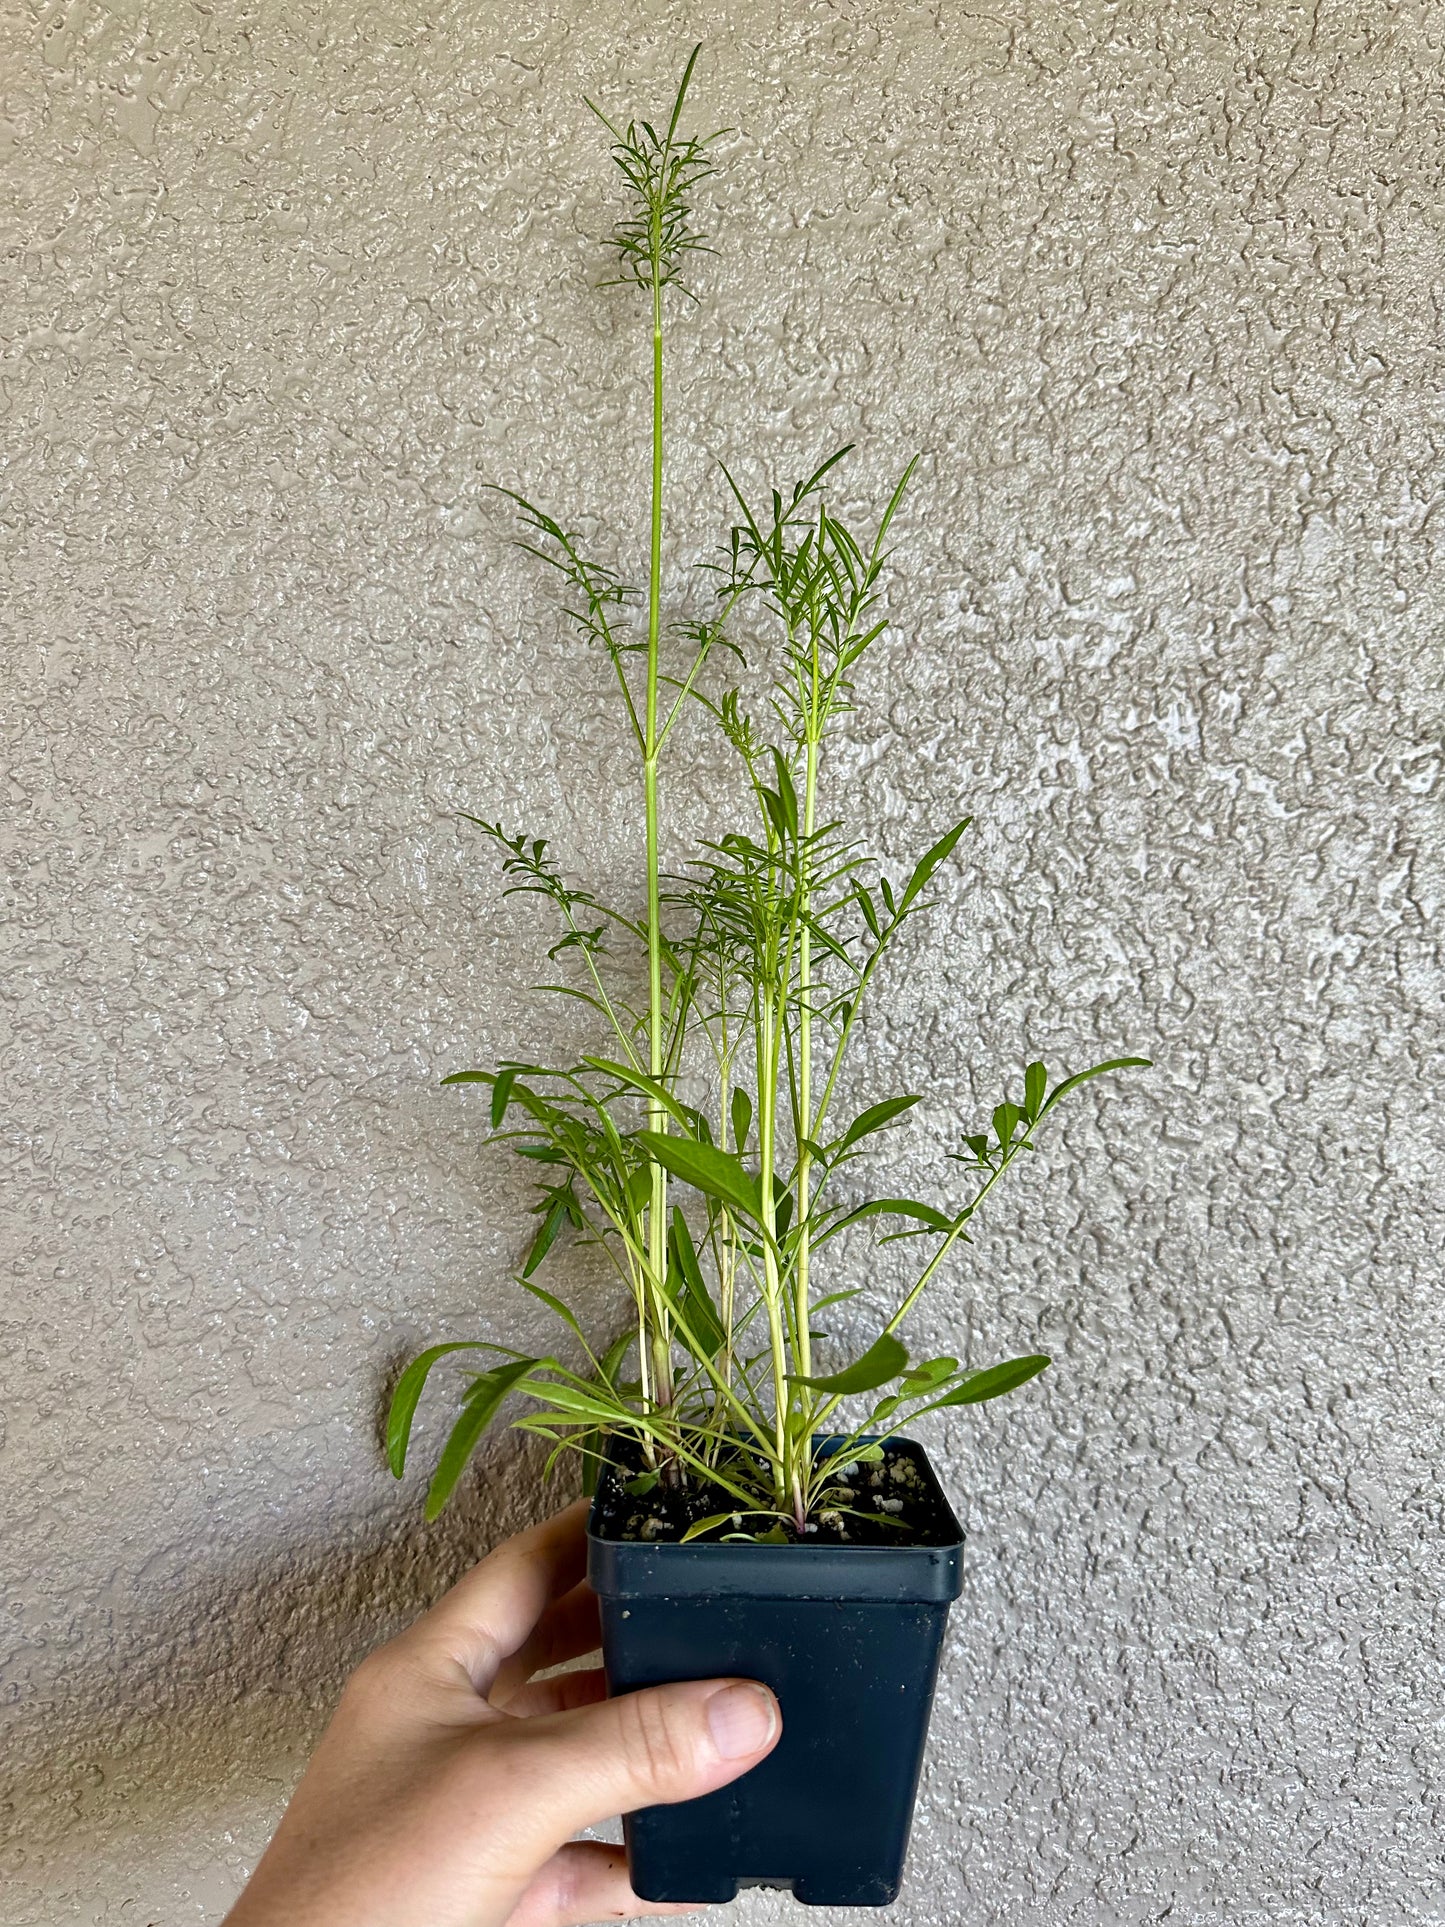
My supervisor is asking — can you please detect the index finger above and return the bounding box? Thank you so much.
[416,1499,592,1694]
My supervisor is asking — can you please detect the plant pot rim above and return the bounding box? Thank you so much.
[587,1435,965,1603]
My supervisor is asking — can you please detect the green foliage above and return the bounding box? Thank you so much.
[636,1129,762,1222]
[387,1342,500,1478]
[588,43,721,299]
[934,1355,1052,1405]
[790,1333,909,1395]
[425,1359,539,1521]
[388,50,1151,1534]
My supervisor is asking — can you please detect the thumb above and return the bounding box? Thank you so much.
[489,1677,780,1860]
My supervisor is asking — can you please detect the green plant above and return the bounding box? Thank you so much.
[388,50,1148,1540]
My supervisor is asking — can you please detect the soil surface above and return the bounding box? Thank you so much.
[591,1441,962,1547]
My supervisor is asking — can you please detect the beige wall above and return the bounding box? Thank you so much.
[3,2,1441,1921]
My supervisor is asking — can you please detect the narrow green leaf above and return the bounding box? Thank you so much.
[424,1358,536,1519]
[666,41,703,142]
[730,1084,753,1151]
[518,1279,591,1351]
[625,1164,652,1224]
[901,1354,959,1392]
[899,817,972,913]
[761,785,790,844]
[835,1094,922,1156]
[791,1331,909,1394]
[667,1207,726,1354]
[681,1511,746,1543]
[870,450,919,553]
[935,1354,1051,1407]
[581,1057,692,1129]
[827,1197,956,1239]
[387,1341,499,1478]
[491,1067,518,1127]
[770,748,799,837]
[1040,1056,1152,1114]
[526,1379,628,1422]
[444,1070,554,1125]
[1023,1061,1047,1122]
[812,1285,865,1312]
[522,1195,570,1279]
[992,1101,1021,1149]
[637,1130,762,1221]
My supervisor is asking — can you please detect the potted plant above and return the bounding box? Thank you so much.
[388,49,1148,1908]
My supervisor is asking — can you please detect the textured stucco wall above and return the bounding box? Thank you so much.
[3,1,1442,1922]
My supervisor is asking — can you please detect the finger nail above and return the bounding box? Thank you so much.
[706,1682,778,1760]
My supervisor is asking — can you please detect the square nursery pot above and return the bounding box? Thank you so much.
[586,1437,965,1907]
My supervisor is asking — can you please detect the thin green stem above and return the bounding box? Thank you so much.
[644,264,672,1416]
[793,651,821,1388]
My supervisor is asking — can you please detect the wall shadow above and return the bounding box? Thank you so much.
[0,1438,570,1866]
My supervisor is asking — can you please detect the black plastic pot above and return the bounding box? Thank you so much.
[586,1438,965,1907]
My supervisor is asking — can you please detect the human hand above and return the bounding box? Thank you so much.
[223,1500,780,1927]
